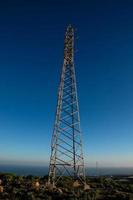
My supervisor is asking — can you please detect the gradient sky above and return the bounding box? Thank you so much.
[0,0,133,168]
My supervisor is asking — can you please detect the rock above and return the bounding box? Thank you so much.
[35,181,40,188]
[0,186,4,193]
[84,184,91,191]
[73,180,80,188]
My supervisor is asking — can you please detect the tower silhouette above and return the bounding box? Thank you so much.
[48,25,86,187]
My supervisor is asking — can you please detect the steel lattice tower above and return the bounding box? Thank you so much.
[48,25,86,187]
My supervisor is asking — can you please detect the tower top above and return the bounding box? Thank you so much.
[66,24,74,35]
[67,24,73,29]
[64,25,74,64]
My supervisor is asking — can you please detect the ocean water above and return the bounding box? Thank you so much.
[0,165,133,176]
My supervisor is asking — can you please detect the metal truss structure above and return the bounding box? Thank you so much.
[48,25,86,187]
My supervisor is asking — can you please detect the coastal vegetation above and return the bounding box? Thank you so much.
[0,173,133,199]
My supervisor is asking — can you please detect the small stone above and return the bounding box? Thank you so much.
[0,186,4,193]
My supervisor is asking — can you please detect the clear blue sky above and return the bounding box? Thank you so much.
[0,0,133,168]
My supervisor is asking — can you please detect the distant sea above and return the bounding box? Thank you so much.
[0,165,133,176]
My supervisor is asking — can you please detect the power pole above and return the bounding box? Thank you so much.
[96,161,99,177]
[48,25,86,187]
